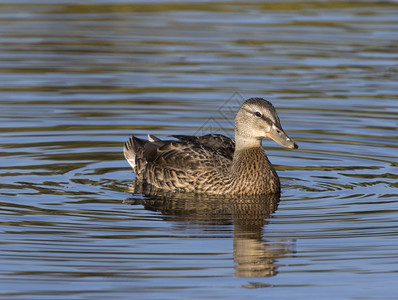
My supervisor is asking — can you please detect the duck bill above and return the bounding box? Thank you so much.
[266,124,298,149]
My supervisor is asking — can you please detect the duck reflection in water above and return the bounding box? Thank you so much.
[124,183,295,278]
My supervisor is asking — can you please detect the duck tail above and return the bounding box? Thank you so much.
[123,136,146,170]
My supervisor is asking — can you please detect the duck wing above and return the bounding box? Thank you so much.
[171,134,235,160]
[123,134,233,192]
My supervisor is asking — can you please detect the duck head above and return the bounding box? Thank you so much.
[235,97,298,150]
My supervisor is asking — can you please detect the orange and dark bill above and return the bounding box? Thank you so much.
[266,124,298,149]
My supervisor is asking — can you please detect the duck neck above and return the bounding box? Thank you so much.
[234,135,262,152]
[233,134,267,171]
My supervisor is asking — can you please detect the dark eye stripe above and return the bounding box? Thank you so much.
[261,115,273,124]
[243,107,273,124]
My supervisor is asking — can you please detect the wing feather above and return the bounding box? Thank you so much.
[124,134,234,192]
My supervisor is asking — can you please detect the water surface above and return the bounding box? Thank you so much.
[1,1,398,299]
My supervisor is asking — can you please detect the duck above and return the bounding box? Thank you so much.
[123,97,298,195]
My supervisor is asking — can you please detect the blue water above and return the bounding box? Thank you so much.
[1,1,398,299]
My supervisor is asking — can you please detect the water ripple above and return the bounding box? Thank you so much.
[1,1,398,299]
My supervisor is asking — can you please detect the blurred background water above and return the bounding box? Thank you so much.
[0,1,397,299]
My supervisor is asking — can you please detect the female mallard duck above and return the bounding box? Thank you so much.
[124,97,298,195]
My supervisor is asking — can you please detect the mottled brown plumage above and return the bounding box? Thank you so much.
[123,98,298,195]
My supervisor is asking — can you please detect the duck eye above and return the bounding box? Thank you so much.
[255,112,262,118]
